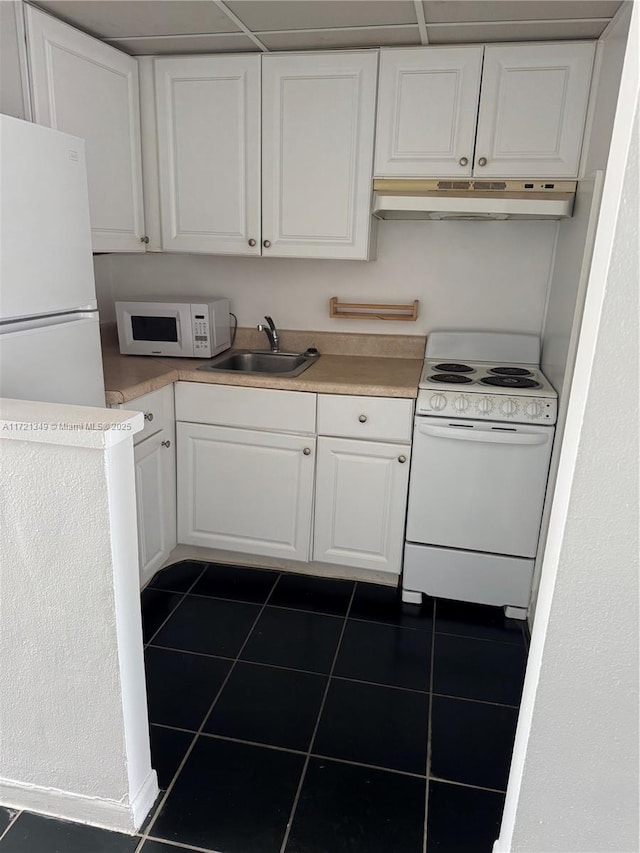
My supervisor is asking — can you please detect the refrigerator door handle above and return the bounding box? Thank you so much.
[0,309,99,334]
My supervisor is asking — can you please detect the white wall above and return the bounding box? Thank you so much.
[0,1,30,120]
[0,401,158,832]
[496,22,639,851]
[94,219,557,337]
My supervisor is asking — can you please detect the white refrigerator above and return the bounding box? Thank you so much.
[0,114,105,406]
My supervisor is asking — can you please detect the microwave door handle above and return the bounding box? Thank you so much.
[417,423,549,446]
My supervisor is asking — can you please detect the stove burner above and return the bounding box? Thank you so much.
[430,373,474,384]
[481,376,540,389]
[489,366,532,377]
[433,363,474,373]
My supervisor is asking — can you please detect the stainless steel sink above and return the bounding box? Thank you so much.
[198,349,319,377]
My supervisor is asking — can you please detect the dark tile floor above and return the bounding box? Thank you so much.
[0,560,528,853]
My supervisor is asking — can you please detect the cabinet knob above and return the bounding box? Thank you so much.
[398,455,407,463]
[477,157,487,167]
[140,235,150,244]
[248,238,256,247]
[303,447,311,456]
[263,239,271,249]
[358,414,368,423]
[161,439,171,448]
[459,156,468,166]
[144,412,154,422]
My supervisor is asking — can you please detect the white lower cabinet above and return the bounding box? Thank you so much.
[177,422,315,561]
[120,385,176,587]
[134,428,177,586]
[313,437,410,575]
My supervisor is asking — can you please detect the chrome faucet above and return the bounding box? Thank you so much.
[257,316,280,352]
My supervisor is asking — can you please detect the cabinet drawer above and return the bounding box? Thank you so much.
[121,385,174,445]
[175,381,316,434]
[317,394,414,442]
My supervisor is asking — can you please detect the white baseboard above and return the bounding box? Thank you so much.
[0,770,159,834]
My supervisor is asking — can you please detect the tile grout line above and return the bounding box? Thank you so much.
[423,598,437,853]
[143,563,210,649]
[429,775,508,796]
[133,572,284,853]
[277,581,358,853]
[0,809,22,844]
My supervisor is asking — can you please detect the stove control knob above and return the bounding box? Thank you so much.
[501,399,518,417]
[453,396,469,412]
[429,393,447,411]
[476,397,494,415]
[525,400,543,419]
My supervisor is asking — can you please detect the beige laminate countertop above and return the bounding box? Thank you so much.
[103,345,423,405]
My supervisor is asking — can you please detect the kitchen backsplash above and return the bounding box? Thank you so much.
[94,220,558,337]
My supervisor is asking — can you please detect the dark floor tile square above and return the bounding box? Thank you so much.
[204,662,327,750]
[140,589,184,643]
[313,679,429,774]
[286,758,425,853]
[152,736,304,853]
[140,841,185,853]
[241,607,343,674]
[190,562,279,603]
[152,595,260,657]
[435,598,525,645]
[148,560,206,593]
[149,725,194,789]
[430,696,518,791]
[144,646,230,730]
[270,573,354,615]
[433,634,527,706]
[349,582,434,630]
[426,781,505,853]
[335,619,431,690]
[0,808,15,837]
[0,812,139,853]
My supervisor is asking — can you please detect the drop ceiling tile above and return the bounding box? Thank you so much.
[107,33,259,56]
[228,0,417,32]
[34,0,241,38]
[423,1,622,24]
[259,26,421,51]
[426,19,610,43]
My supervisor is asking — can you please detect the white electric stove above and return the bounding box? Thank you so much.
[403,331,558,619]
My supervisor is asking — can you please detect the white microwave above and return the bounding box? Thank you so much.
[115,297,231,358]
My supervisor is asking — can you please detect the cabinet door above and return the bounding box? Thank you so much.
[375,47,483,177]
[313,437,410,575]
[134,429,177,588]
[177,423,315,561]
[474,43,595,178]
[262,51,378,260]
[154,55,261,255]
[25,6,145,252]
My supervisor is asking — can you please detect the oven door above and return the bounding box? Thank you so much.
[406,416,554,558]
[116,302,194,357]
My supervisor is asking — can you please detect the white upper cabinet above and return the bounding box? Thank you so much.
[154,55,261,255]
[375,42,595,179]
[375,47,483,177]
[474,43,595,178]
[262,51,378,259]
[25,6,145,252]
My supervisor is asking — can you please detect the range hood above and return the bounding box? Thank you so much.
[372,179,576,221]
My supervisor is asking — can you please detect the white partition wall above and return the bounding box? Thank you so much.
[0,399,158,832]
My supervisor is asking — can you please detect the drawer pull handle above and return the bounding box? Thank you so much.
[459,156,468,166]
[161,440,171,448]
[358,414,368,423]
[263,239,271,248]
[398,454,407,463]
[248,238,256,247]
[144,412,154,422]
[303,447,311,456]
[477,156,488,167]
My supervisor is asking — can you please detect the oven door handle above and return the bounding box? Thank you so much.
[416,423,549,446]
